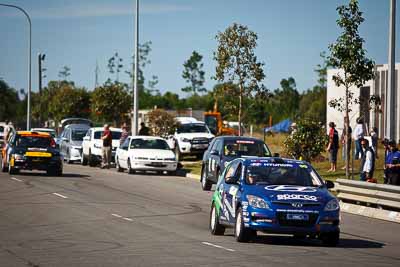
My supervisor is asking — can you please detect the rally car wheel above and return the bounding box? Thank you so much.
[116,157,123,172]
[47,168,62,177]
[321,231,340,247]
[201,167,212,191]
[81,153,88,166]
[210,203,225,235]
[8,162,18,175]
[235,207,256,242]
[127,159,134,174]
[88,150,96,167]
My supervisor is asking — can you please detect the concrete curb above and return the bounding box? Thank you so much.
[340,202,400,224]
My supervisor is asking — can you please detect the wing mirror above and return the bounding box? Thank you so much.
[62,137,69,142]
[210,150,220,156]
[326,180,335,189]
[83,136,90,141]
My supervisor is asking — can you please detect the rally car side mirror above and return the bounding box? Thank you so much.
[326,180,335,189]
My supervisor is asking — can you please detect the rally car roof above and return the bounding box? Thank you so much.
[17,131,51,137]
[213,136,264,142]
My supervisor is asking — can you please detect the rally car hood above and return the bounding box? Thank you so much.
[247,184,332,203]
[129,149,176,160]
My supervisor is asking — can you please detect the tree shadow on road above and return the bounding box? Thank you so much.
[14,172,91,179]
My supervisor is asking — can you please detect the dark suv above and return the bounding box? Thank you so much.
[200,136,271,190]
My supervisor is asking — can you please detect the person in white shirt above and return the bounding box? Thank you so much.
[360,138,375,181]
[353,117,364,160]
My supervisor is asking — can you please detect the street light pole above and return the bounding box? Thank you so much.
[38,53,45,127]
[132,0,139,135]
[0,3,31,130]
[386,0,396,140]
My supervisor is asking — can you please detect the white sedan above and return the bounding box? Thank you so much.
[115,136,178,175]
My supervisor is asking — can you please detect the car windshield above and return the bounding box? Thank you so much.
[71,130,88,141]
[130,139,170,150]
[15,136,51,148]
[94,131,122,140]
[245,164,323,187]
[223,140,271,157]
[177,123,209,134]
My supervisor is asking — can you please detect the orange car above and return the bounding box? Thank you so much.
[1,131,62,176]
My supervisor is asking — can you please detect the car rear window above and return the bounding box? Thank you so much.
[15,135,52,148]
[94,131,122,140]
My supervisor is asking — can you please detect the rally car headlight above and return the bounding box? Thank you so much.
[324,199,340,211]
[165,157,176,161]
[180,137,190,142]
[246,195,271,209]
[14,154,25,160]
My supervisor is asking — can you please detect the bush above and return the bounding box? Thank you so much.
[283,119,328,162]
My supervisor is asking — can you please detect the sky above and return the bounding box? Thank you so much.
[0,0,399,97]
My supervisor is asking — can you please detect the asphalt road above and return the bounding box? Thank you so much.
[1,164,400,267]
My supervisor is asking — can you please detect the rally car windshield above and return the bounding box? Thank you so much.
[130,139,170,150]
[177,123,209,133]
[15,136,51,148]
[245,164,323,187]
[223,140,271,157]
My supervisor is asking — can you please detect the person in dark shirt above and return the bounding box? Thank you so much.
[138,122,150,136]
[327,122,339,172]
[384,140,400,185]
[119,123,129,145]
[101,124,112,169]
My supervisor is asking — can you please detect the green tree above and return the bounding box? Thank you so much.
[58,66,71,81]
[214,23,268,135]
[48,84,91,123]
[107,52,124,83]
[181,51,206,95]
[0,79,20,122]
[147,109,178,137]
[91,83,131,125]
[328,0,374,178]
[283,119,328,162]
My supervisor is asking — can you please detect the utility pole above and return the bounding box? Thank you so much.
[132,0,139,135]
[38,53,45,127]
[386,0,396,140]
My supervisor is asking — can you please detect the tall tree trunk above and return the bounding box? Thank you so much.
[345,85,350,179]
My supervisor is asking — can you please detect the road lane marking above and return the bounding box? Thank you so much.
[201,242,235,252]
[123,217,133,221]
[111,213,123,218]
[52,193,68,199]
[11,177,23,182]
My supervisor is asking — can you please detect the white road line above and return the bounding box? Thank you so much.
[11,177,23,182]
[52,193,68,199]
[111,213,123,218]
[201,242,235,252]
[123,217,133,221]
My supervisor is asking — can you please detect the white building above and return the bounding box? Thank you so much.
[327,63,400,140]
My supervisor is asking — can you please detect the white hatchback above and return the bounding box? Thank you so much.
[116,136,177,175]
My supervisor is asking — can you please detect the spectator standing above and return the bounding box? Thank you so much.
[340,116,352,169]
[370,127,379,158]
[327,122,339,172]
[120,124,129,145]
[101,124,112,169]
[138,122,150,136]
[353,117,364,160]
[360,138,375,181]
[384,140,400,185]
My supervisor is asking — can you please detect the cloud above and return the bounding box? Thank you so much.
[0,2,193,19]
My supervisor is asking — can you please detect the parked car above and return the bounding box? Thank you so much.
[209,157,339,246]
[168,117,214,161]
[200,136,271,190]
[115,136,177,175]
[59,124,90,163]
[81,127,122,166]
[1,131,62,175]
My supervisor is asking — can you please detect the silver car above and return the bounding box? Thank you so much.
[59,124,90,163]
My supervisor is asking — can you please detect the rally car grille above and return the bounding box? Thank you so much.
[272,201,321,207]
[190,138,209,145]
[276,212,318,227]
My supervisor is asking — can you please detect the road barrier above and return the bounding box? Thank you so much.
[336,179,400,223]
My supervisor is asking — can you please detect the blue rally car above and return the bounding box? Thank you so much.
[210,157,340,246]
